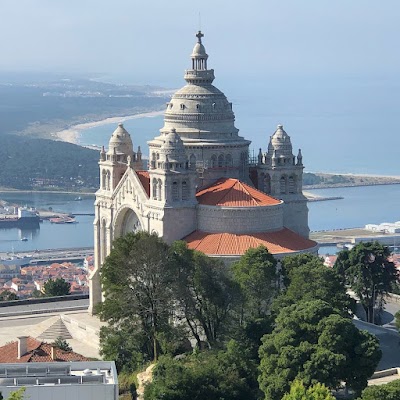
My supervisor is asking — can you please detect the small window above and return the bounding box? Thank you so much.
[196,104,200,110]
[288,176,295,194]
[182,181,189,200]
[280,176,286,194]
[180,104,185,110]
[172,181,179,201]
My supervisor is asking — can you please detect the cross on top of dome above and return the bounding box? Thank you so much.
[196,30,204,43]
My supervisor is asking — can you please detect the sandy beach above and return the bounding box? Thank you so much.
[53,110,165,145]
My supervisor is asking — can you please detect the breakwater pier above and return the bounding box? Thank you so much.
[0,247,94,265]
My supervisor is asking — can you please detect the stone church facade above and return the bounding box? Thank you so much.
[89,32,318,313]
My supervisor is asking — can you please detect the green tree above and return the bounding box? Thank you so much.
[52,336,72,352]
[282,380,335,400]
[334,241,399,323]
[258,300,381,400]
[99,324,145,372]
[274,258,354,317]
[357,379,400,400]
[144,341,260,400]
[0,290,19,301]
[7,388,25,400]
[280,253,322,287]
[232,245,277,320]
[42,277,70,297]
[170,241,240,348]
[99,232,177,366]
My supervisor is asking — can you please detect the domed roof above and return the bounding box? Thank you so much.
[160,128,187,163]
[108,123,133,155]
[268,125,293,157]
[160,31,240,139]
[192,42,207,57]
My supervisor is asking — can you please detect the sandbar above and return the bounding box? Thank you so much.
[53,110,165,145]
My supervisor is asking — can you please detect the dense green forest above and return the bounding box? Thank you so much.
[0,134,99,190]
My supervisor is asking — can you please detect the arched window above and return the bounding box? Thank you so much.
[151,152,156,169]
[280,176,286,194]
[101,219,107,263]
[157,179,162,201]
[218,154,224,168]
[225,154,232,167]
[211,155,217,168]
[189,154,196,169]
[172,181,179,201]
[106,171,111,191]
[182,181,189,200]
[180,103,185,110]
[288,176,295,194]
[102,170,107,189]
[152,178,158,200]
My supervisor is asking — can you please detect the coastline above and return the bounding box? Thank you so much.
[52,109,165,145]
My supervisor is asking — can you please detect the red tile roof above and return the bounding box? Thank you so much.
[136,170,150,197]
[0,337,89,363]
[196,178,281,207]
[183,228,318,256]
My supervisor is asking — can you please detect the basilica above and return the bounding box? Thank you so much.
[89,31,318,312]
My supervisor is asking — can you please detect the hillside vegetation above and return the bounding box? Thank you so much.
[0,134,99,191]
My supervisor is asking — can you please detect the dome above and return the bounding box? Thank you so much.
[268,125,293,157]
[192,42,207,57]
[160,31,239,140]
[160,128,187,164]
[108,123,133,156]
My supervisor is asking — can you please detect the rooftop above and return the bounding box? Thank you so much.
[0,337,89,363]
[136,170,150,197]
[196,178,281,207]
[0,360,117,388]
[184,228,318,256]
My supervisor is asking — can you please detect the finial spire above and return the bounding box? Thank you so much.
[196,30,204,43]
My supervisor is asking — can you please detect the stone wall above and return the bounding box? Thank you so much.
[197,203,283,234]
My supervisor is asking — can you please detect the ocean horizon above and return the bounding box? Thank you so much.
[76,76,400,177]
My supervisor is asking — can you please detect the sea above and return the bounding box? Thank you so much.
[0,184,399,255]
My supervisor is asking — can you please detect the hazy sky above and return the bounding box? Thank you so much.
[1,1,399,86]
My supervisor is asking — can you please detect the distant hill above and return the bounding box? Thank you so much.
[0,75,168,138]
[0,134,99,191]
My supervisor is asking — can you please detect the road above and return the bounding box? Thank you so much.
[0,299,89,317]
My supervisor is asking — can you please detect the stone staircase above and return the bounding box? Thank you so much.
[37,317,72,340]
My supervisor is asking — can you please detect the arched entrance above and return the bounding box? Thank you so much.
[113,207,143,238]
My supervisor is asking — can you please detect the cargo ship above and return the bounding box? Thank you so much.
[0,208,40,229]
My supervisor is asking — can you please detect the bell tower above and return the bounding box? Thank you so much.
[254,124,309,237]
[148,128,197,243]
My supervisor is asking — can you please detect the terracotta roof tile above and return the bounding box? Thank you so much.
[0,337,89,363]
[136,170,150,197]
[196,178,281,207]
[183,228,318,256]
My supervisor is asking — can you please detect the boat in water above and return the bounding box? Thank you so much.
[20,237,28,242]
[49,216,77,224]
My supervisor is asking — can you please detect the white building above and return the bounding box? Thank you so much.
[0,361,118,400]
[89,31,318,313]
